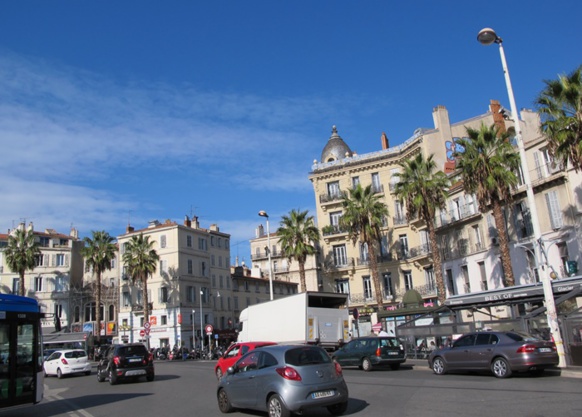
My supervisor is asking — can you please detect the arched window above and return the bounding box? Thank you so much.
[109,304,115,322]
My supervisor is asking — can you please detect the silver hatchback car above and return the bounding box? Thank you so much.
[217,345,349,417]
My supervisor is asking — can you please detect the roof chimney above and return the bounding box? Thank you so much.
[381,132,389,150]
[184,215,192,228]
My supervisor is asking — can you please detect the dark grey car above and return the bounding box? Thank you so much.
[217,345,349,417]
[96,343,154,385]
[428,330,559,378]
[332,336,406,371]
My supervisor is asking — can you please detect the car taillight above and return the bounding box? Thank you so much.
[334,361,343,376]
[275,366,302,381]
[60,358,68,365]
[516,344,536,353]
[113,356,121,366]
[375,348,382,357]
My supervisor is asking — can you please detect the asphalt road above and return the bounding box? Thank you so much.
[3,359,582,417]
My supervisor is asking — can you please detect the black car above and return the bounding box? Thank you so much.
[97,343,154,385]
[332,336,406,371]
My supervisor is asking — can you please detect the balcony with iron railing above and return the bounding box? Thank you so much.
[529,160,566,189]
[392,215,408,227]
[396,243,431,261]
[323,258,354,272]
[322,224,348,237]
[250,249,280,261]
[319,191,346,204]
[435,202,480,229]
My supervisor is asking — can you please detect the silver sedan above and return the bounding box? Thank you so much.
[217,344,349,417]
[428,330,559,378]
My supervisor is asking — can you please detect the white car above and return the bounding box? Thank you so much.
[44,349,92,378]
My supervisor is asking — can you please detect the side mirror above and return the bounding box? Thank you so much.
[227,366,236,375]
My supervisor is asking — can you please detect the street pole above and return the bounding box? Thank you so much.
[258,210,274,300]
[199,290,204,354]
[477,28,566,367]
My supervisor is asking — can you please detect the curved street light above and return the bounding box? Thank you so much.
[258,210,274,300]
[477,27,565,367]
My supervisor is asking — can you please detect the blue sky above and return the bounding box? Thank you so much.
[1,1,580,266]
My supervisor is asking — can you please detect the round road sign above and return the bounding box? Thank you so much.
[144,322,151,329]
[205,324,214,335]
[139,329,145,337]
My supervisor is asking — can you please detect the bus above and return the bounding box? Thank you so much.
[0,294,44,408]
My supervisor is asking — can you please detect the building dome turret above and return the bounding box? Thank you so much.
[320,126,353,163]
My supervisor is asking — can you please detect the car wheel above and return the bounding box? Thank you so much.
[390,363,401,370]
[57,368,63,379]
[361,357,372,372]
[217,388,234,413]
[268,394,290,417]
[108,369,118,385]
[97,371,105,382]
[146,373,155,382]
[216,368,223,379]
[432,357,447,375]
[491,357,512,378]
[327,401,348,416]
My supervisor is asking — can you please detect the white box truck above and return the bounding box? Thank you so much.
[237,292,351,350]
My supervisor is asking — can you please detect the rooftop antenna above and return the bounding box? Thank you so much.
[190,205,198,218]
[128,210,133,226]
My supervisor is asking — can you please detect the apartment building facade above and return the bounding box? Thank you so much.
[250,224,322,292]
[117,217,233,350]
[0,222,84,332]
[308,101,582,321]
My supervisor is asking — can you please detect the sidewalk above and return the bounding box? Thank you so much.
[406,358,582,379]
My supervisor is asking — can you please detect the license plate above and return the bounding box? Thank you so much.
[312,390,334,399]
[538,347,552,353]
[388,352,399,355]
[129,357,142,363]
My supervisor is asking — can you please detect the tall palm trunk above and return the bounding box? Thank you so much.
[19,271,25,296]
[298,262,307,293]
[427,222,446,305]
[143,273,150,323]
[491,199,515,286]
[368,240,383,310]
[96,271,102,341]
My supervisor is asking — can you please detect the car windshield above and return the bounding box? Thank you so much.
[285,347,331,366]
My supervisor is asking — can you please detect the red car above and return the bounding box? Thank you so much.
[214,341,276,379]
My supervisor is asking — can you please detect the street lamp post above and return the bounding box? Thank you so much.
[477,28,565,367]
[199,290,204,354]
[258,210,274,300]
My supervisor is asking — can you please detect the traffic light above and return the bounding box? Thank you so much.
[566,260,578,276]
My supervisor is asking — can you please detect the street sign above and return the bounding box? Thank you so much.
[139,329,145,337]
[144,328,150,335]
[205,324,213,335]
[144,322,151,330]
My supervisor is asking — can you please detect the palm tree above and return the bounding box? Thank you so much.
[455,123,520,286]
[276,209,320,292]
[81,231,117,342]
[393,153,450,305]
[4,228,40,296]
[536,65,582,172]
[340,184,389,309]
[122,233,159,323]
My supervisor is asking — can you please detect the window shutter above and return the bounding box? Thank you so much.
[545,191,563,229]
[533,151,542,180]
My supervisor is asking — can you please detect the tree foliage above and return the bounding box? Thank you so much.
[81,230,117,340]
[277,209,320,293]
[4,228,40,296]
[536,65,582,172]
[340,184,389,309]
[394,152,450,304]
